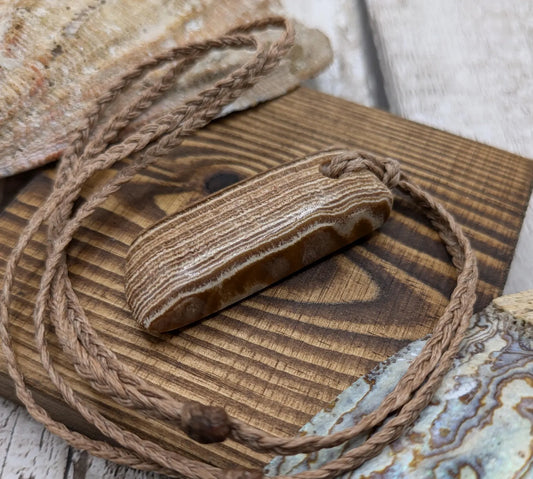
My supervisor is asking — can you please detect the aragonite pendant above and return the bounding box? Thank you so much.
[125,150,393,332]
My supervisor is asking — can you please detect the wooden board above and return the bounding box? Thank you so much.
[366,0,533,293]
[0,87,532,470]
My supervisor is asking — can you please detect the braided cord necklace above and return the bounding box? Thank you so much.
[0,17,478,479]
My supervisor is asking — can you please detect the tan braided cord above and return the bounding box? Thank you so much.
[0,17,478,479]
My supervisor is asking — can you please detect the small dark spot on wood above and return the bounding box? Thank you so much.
[52,44,63,57]
[204,171,241,194]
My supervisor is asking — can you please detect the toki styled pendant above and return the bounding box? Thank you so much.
[125,150,393,332]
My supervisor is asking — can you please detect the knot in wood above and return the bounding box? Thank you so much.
[180,401,231,444]
[223,469,264,479]
[320,151,401,189]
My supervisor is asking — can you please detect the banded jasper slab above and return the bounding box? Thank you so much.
[125,150,393,331]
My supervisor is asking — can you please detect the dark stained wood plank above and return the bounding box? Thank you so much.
[0,87,532,470]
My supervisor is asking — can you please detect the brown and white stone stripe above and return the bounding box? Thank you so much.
[125,150,393,332]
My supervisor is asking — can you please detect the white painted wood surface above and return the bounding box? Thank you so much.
[0,398,68,478]
[1,1,532,477]
[280,0,381,106]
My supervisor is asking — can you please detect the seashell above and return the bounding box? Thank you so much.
[266,293,533,478]
[0,0,332,177]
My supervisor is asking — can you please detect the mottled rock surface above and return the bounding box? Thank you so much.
[0,0,331,177]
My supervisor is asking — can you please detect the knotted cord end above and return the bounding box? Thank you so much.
[180,401,231,444]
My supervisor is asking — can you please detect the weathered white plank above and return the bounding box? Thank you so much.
[0,397,70,478]
[0,396,166,479]
[280,0,380,106]
[366,0,533,293]
[65,450,162,479]
[367,0,533,157]
[506,197,533,294]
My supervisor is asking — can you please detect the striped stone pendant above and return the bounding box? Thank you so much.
[125,151,393,332]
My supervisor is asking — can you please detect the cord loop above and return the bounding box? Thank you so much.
[321,150,402,190]
[0,16,478,479]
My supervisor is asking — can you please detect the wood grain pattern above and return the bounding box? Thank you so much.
[366,0,533,294]
[126,150,393,331]
[0,87,532,471]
